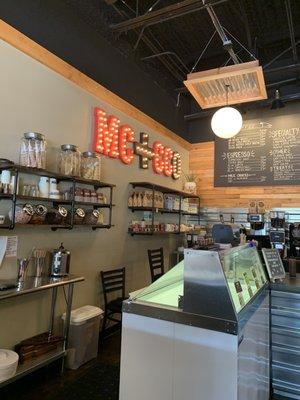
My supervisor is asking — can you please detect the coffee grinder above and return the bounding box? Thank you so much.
[269,211,286,258]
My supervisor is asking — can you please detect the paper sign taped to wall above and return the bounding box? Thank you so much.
[0,237,8,268]
[5,236,18,258]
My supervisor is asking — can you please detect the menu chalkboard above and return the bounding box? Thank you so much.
[262,248,285,282]
[214,114,300,186]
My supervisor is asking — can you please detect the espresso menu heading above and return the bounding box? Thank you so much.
[214,115,300,187]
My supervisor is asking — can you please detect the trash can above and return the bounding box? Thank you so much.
[62,305,103,370]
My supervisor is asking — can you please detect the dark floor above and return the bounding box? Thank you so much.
[0,333,121,400]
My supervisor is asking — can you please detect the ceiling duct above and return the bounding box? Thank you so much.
[184,61,267,109]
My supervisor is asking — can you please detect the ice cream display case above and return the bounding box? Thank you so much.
[120,245,270,400]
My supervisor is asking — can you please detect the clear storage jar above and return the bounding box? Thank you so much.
[81,152,101,181]
[45,205,68,225]
[19,132,47,169]
[9,204,34,224]
[83,209,99,225]
[30,204,48,224]
[59,144,81,176]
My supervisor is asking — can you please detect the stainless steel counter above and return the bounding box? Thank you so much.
[271,273,300,294]
[0,274,84,389]
[270,274,300,400]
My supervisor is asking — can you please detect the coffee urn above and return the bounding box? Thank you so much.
[49,243,71,277]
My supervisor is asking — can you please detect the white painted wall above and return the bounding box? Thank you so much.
[0,40,189,349]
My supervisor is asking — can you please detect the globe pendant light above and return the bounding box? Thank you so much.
[211,85,243,139]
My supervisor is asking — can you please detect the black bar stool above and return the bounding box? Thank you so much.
[100,267,126,334]
[147,247,164,283]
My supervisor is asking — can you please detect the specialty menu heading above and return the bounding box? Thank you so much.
[214,116,300,187]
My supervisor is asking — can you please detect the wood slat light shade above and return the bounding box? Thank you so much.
[184,61,267,109]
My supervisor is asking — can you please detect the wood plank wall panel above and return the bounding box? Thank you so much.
[190,142,300,208]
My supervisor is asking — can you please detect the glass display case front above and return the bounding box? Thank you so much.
[220,245,268,313]
[131,245,268,316]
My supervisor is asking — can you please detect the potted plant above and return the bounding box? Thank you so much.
[183,173,198,194]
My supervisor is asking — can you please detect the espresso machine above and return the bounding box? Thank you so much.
[246,201,270,249]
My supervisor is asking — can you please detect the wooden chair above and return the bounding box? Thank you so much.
[147,247,165,283]
[100,267,126,334]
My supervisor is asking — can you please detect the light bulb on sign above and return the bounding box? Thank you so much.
[211,106,243,139]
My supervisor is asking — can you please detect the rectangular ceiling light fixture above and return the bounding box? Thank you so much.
[184,61,267,109]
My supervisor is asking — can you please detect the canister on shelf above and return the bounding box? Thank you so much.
[83,189,91,203]
[73,208,85,225]
[9,204,34,224]
[81,151,101,181]
[59,144,81,176]
[83,209,100,225]
[30,204,48,224]
[74,187,84,202]
[20,132,47,169]
[45,205,68,225]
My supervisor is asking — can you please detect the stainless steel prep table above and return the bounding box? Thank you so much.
[0,274,84,388]
[270,274,300,400]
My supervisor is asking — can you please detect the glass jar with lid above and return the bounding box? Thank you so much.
[81,151,101,181]
[59,144,81,176]
[45,206,68,225]
[20,132,47,169]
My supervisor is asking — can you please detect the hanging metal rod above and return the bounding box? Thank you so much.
[203,1,239,64]
[285,0,298,64]
[110,0,230,33]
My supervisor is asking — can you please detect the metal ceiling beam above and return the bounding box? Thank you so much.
[110,0,230,33]
[110,3,184,81]
[285,0,298,64]
[184,92,300,120]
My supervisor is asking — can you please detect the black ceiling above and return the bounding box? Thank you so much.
[65,0,300,105]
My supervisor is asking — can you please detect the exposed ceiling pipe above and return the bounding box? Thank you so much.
[203,0,239,64]
[110,3,184,81]
[285,0,298,65]
[184,93,300,120]
[110,0,230,33]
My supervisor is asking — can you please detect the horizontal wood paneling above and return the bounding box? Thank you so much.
[190,142,300,208]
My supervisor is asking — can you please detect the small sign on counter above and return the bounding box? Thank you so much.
[5,236,18,258]
[262,248,286,282]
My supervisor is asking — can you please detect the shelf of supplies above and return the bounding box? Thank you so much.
[0,346,65,388]
[0,194,13,200]
[0,162,115,231]
[182,212,199,216]
[129,230,181,236]
[0,164,115,188]
[16,195,72,204]
[14,224,72,230]
[74,202,114,208]
[74,176,115,188]
[128,206,181,214]
[130,182,200,199]
[128,207,199,216]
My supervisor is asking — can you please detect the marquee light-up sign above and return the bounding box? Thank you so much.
[93,107,182,180]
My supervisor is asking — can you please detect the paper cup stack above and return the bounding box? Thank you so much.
[0,349,19,382]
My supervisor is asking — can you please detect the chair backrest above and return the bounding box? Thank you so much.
[100,267,125,307]
[212,224,234,244]
[147,247,164,283]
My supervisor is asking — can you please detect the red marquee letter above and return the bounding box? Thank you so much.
[153,141,165,174]
[119,125,134,165]
[93,107,120,158]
